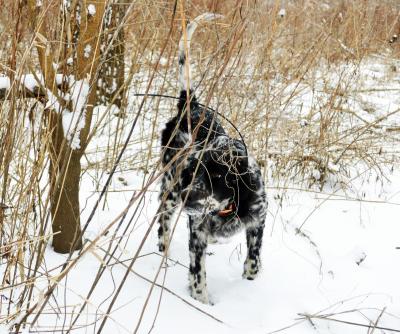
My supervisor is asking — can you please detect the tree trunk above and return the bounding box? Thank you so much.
[49,0,107,253]
[48,111,83,253]
[96,0,126,109]
[24,0,110,253]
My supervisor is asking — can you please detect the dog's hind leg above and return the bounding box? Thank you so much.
[243,222,265,280]
[188,216,209,304]
[158,173,178,253]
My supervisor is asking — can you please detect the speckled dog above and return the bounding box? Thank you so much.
[157,13,267,304]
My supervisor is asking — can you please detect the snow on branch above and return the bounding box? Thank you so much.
[62,79,90,150]
[0,73,89,150]
[0,73,65,101]
[0,77,10,90]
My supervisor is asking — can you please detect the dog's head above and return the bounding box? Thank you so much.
[180,136,248,216]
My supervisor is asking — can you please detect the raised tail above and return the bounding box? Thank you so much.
[178,13,223,93]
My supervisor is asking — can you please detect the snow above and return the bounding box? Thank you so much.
[0,73,67,112]
[87,4,96,16]
[11,167,397,334]
[62,79,90,149]
[75,55,400,332]
[0,71,89,150]
[21,74,39,91]
[84,44,92,58]
[311,169,321,180]
[7,290,46,332]
[0,76,10,90]
[278,8,286,18]
[63,0,71,9]
[44,88,62,112]
[1,73,66,94]
[1,55,400,333]
[148,52,169,67]
[159,57,168,66]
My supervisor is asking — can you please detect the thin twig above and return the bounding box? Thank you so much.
[298,313,400,333]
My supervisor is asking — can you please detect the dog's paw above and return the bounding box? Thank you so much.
[190,289,211,305]
[158,235,170,254]
[242,271,258,280]
[242,258,260,280]
[158,242,166,253]
[207,235,218,244]
[158,242,170,255]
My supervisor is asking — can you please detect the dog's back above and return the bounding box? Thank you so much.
[160,91,225,165]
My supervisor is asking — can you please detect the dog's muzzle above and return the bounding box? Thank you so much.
[182,188,234,218]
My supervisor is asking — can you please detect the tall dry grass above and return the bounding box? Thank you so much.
[1,0,400,331]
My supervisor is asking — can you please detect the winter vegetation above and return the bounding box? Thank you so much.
[1,0,400,333]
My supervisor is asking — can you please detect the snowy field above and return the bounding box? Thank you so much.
[1,54,400,333]
[6,166,399,333]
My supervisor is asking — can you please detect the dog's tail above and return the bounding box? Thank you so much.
[178,13,223,94]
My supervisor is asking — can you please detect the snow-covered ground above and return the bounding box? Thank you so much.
[12,165,399,334]
[1,55,400,333]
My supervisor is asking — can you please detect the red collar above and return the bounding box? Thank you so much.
[217,202,236,217]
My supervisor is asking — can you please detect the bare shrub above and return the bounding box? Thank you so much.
[1,0,400,331]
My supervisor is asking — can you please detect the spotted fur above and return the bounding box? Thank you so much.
[157,13,267,304]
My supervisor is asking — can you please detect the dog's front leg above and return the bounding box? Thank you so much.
[188,216,209,304]
[243,223,265,280]
[158,173,178,253]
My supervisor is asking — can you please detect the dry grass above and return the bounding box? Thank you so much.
[1,0,400,331]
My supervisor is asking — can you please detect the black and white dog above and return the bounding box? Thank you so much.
[157,13,267,304]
